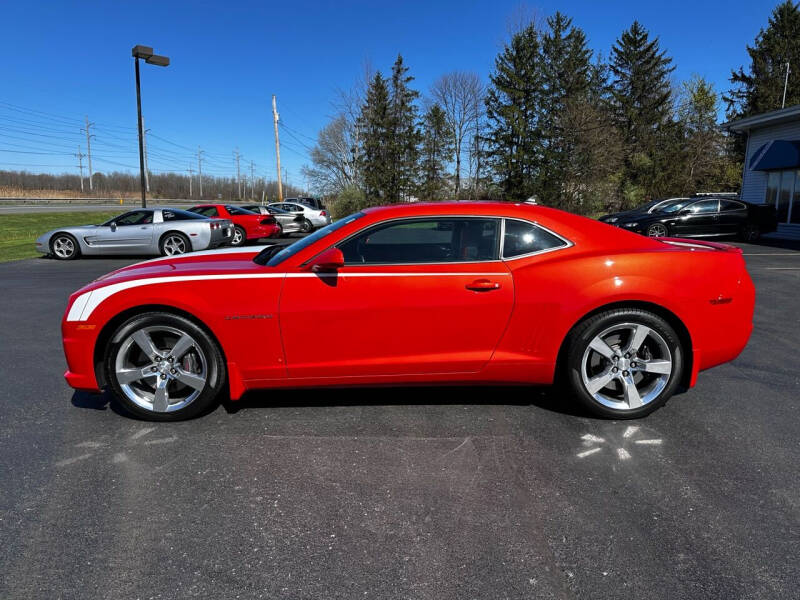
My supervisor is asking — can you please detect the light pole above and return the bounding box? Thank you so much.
[132,45,169,208]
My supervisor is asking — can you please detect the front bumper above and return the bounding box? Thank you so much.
[62,320,101,392]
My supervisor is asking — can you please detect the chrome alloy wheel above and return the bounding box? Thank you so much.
[647,223,668,237]
[580,322,673,411]
[52,236,76,258]
[114,325,207,413]
[163,235,188,255]
[232,227,244,245]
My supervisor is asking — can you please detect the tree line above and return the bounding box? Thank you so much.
[0,169,303,202]
[308,2,800,218]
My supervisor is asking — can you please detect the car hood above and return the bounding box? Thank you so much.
[84,245,278,290]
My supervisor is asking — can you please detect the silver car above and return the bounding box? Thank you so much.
[268,201,331,232]
[241,204,305,235]
[35,207,233,260]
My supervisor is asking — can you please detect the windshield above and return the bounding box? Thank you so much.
[255,212,365,267]
[658,200,693,214]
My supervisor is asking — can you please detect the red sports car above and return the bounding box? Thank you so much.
[189,204,281,246]
[62,202,754,421]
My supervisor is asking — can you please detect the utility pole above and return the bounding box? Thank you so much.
[234,148,242,199]
[75,146,85,192]
[187,165,195,198]
[782,62,791,109]
[272,95,283,202]
[142,117,151,193]
[82,116,95,191]
[249,160,255,200]
[197,147,205,198]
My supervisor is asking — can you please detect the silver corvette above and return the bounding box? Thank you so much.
[35,207,233,260]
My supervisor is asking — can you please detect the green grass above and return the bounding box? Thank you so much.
[0,211,118,263]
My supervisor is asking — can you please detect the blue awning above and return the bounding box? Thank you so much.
[750,140,800,171]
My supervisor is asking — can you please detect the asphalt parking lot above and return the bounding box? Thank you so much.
[1,241,798,599]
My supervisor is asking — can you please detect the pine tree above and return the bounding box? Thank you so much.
[387,55,421,202]
[418,104,454,200]
[610,21,676,206]
[537,12,594,206]
[726,0,800,118]
[484,23,542,200]
[358,73,392,203]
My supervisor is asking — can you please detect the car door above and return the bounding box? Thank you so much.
[278,216,514,378]
[671,199,720,236]
[85,210,155,251]
[718,200,748,235]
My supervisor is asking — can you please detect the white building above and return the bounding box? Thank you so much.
[725,104,800,240]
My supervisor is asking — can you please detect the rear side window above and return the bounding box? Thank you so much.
[163,209,207,221]
[226,205,255,215]
[502,219,568,258]
[720,200,746,212]
[339,218,500,264]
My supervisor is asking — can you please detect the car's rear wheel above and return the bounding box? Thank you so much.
[647,223,668,237]
[231,225,247,246]
[104,312,226,421]
[740,223,760,242]
[565,309,683,419]
[300,219,313,233]
[160,232,191,256]
[274,223,283,238]
[50,233,80,260]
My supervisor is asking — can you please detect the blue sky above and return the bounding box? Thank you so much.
[0,0,780,187]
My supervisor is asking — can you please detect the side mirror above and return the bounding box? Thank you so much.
[110,222,117,231]
[678,208,691,216]
[305,247,344,272]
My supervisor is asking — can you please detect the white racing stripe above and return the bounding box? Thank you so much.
[67,271,512,322]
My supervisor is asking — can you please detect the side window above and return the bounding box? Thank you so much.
[339,218,500,264]
[688,199,719,214]
[502,220,567,258]
[116,211,152,225]
[226,205,253,215]
[720,200,745,212]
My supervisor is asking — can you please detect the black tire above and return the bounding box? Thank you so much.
[646,223,669,238]
[300,219,313,233]
[159,232,191,256]
[50,233,80,260]
[739,223,760,242]
[104,312,226,421]
[564,308,684,419]
[274,223,284,238]
[231,225,247,247]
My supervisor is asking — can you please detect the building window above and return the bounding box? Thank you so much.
[765,169,798,224]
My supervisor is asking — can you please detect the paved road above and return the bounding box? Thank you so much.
[1,243,798,599]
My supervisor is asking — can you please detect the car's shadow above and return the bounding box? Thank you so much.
[225,385,592,418]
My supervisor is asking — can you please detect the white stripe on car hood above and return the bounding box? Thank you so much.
[67,271,510,322]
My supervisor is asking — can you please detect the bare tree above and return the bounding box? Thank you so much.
[301,114,360,194]
[431,71,485,198]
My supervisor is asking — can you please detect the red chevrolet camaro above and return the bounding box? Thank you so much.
[189,204,281,246]
[62,202,754,421]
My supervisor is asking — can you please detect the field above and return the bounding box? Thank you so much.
[0,211,117,262]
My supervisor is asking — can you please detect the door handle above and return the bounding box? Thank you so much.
[466,279,501,291]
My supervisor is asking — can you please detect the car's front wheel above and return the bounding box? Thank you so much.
[647,223,668,237]
[565,308,684,418]
[50,233,80,260]
[104,312,226,421]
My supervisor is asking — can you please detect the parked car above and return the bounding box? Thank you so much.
[62,201,754,421]
[599,197,688,224]
[35,208,232,260]
[607,197,778,240]
[188,204,281,246]
[268,201,331,232]
[242,204,305,235]
[287,196,326,211]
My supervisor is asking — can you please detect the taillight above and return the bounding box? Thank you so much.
[260,216,276,225]
[210,222,220,230]
[320,210,327,217]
